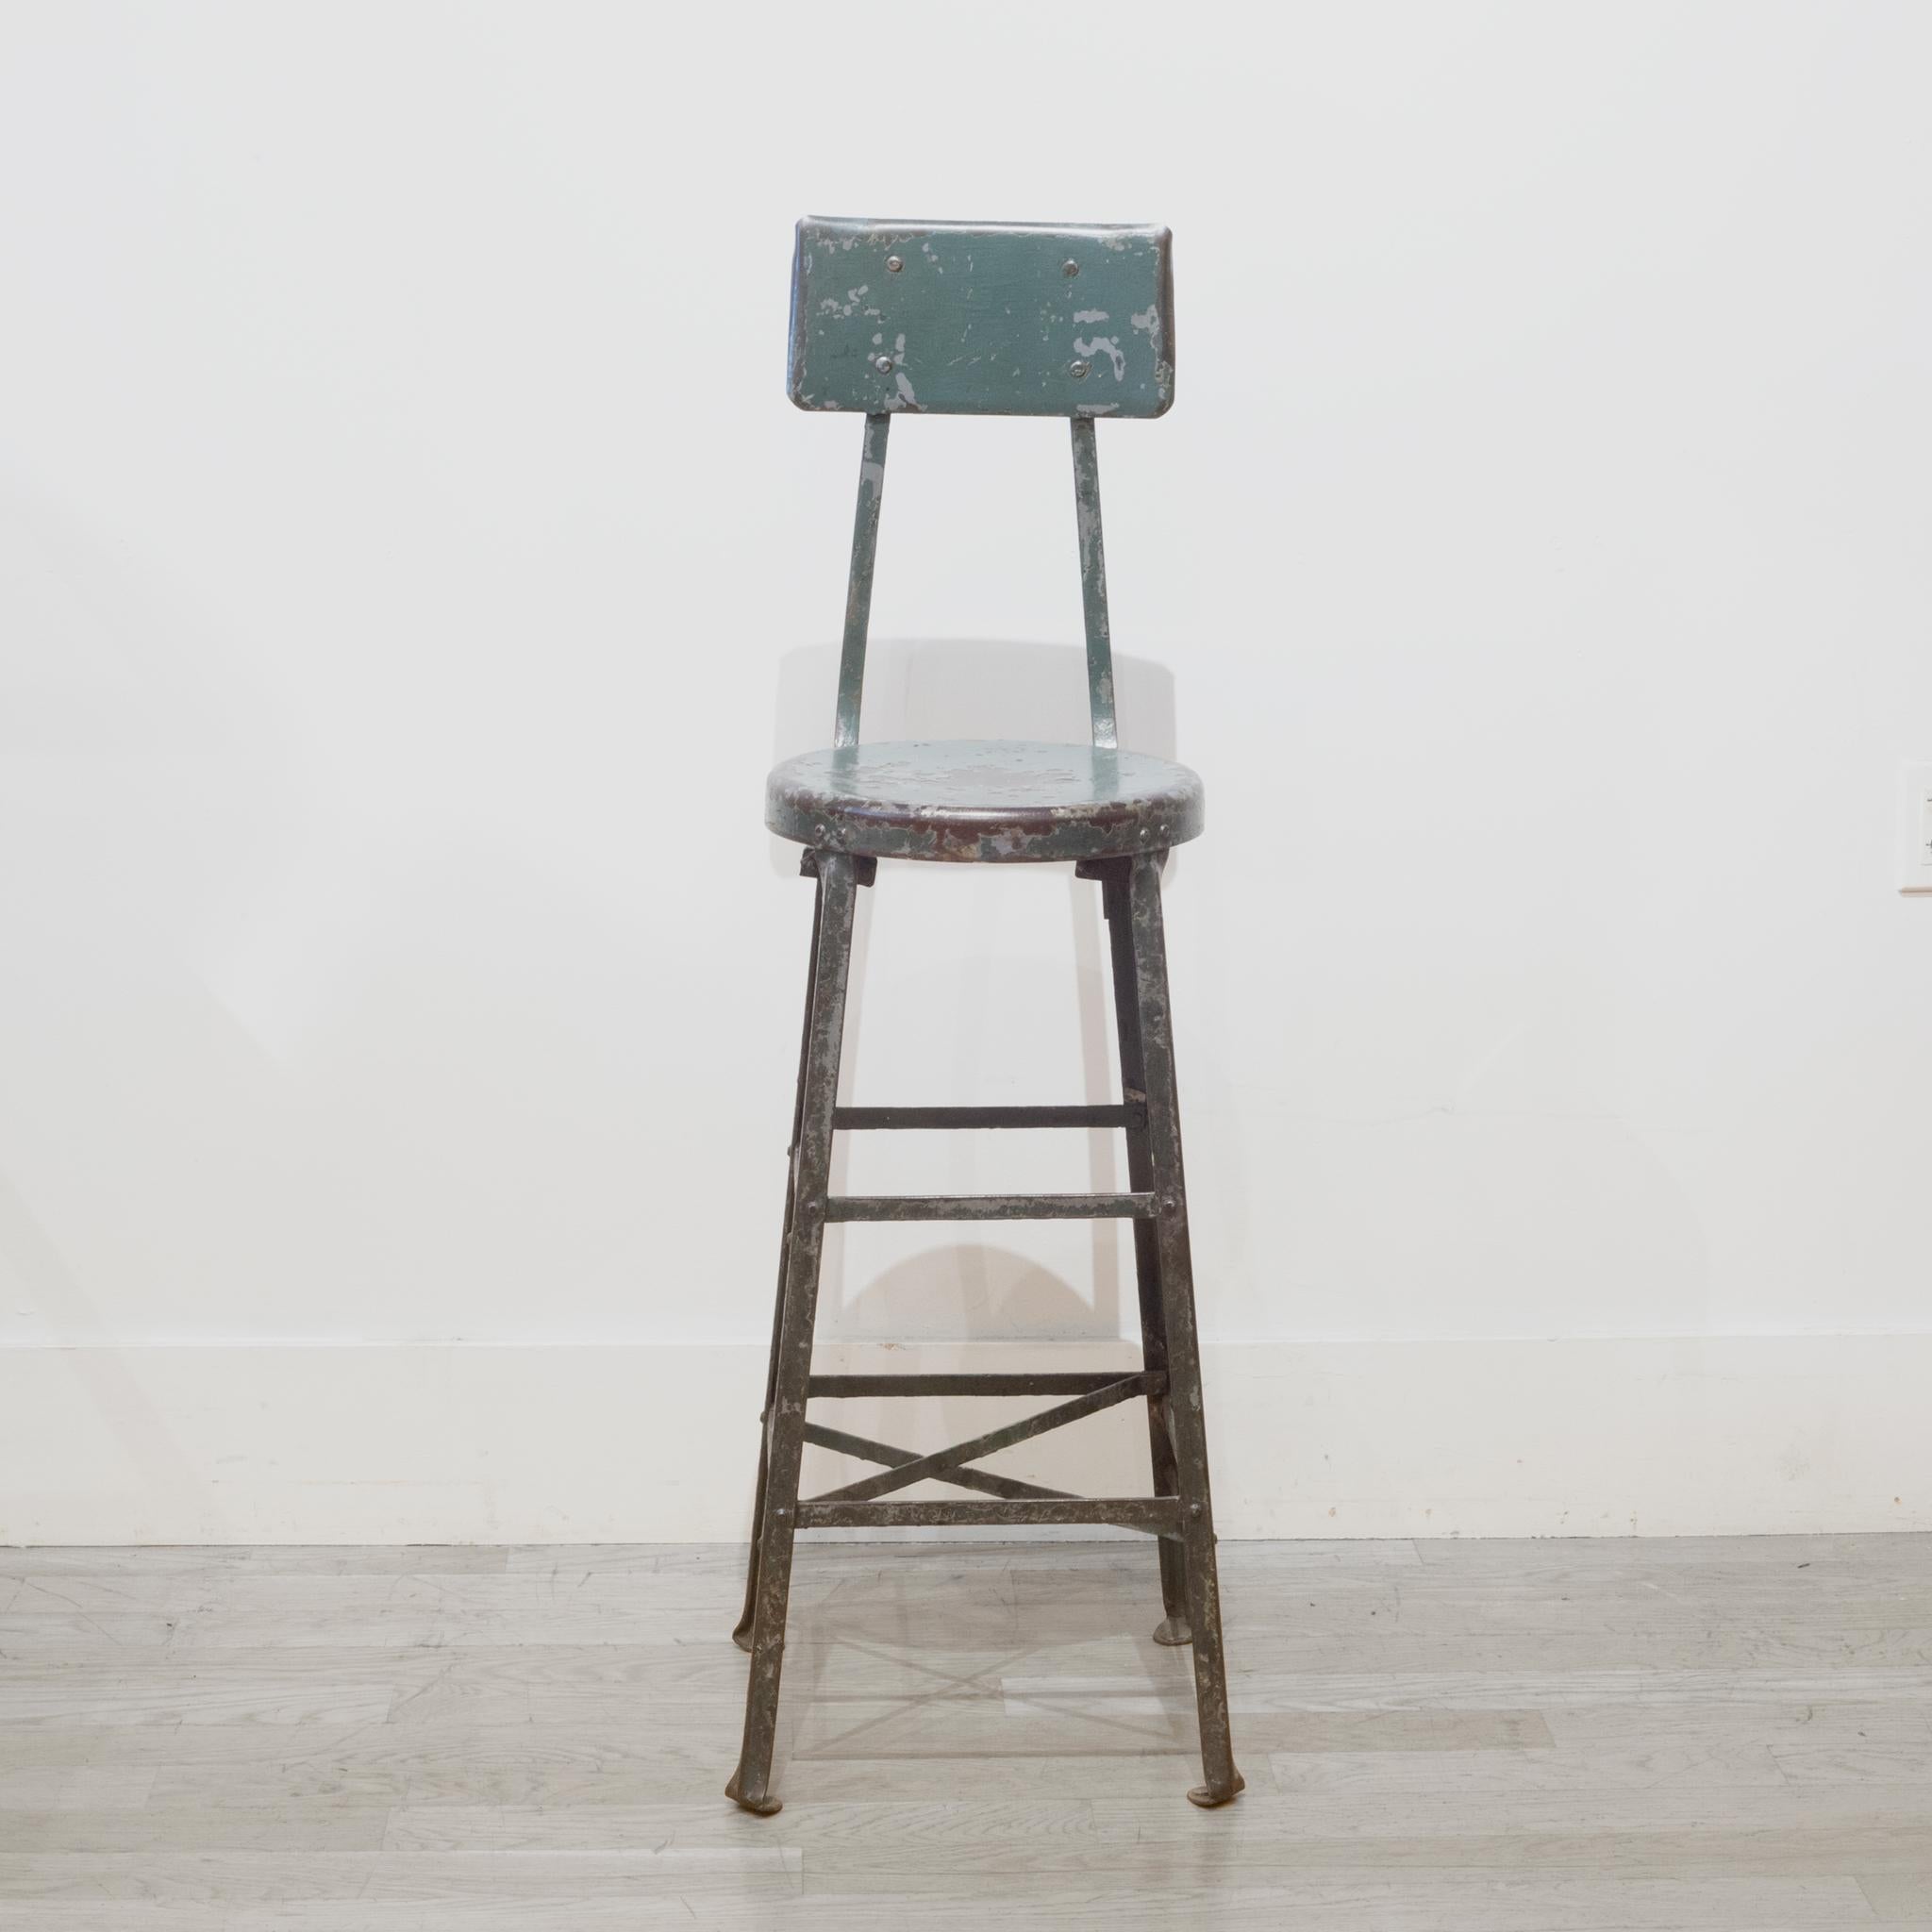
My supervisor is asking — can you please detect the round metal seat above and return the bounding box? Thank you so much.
[765,739,1206,864]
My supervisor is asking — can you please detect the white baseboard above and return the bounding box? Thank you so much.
[1,1336,1924,1545]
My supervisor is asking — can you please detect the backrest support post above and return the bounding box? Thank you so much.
[1070,417,1118,751]
[833,412,891,749]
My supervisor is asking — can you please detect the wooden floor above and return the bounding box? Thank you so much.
[1,1536,1929,1928]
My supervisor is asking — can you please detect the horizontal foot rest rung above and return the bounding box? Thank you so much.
[809,1371,1165,1398]
[826,1192,1154,1222]
[796,1497,1181,1537]
[833,1104,1136,1131]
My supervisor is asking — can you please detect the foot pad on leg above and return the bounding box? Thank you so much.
[1152,1615,1192,1647]
[1186,1770,1246,1809]
[724,1771,783,1817]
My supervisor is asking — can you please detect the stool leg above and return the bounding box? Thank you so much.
[1099,866,1191,1647]
[1124,852,1244,1808]
[732,864,827,1653]
[726,850,859,1817]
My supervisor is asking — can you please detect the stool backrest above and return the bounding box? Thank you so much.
[787,218,1175,753]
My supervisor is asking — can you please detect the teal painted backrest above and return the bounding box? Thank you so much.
[789,218,1174,419]
[795,217,1175,753]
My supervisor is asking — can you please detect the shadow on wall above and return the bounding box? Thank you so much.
[768,636,1180,774]
[763,637,1185,1378]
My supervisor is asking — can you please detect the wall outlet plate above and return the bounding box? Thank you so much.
[1901,763,1932,894]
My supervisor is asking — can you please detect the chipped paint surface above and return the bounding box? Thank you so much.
[832,413,891,750]
[765,740,1205,863]
[1073,332,1126,381]
[789,219,1175,418]
[1070,415,1118,749]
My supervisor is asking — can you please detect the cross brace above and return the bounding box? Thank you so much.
[802,1422,1072,1503]
[794,1370,1166,1535]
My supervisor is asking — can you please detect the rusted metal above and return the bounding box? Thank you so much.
[797,1497,1181,1535]
[801,1422,1074,1503]
[726,852,859,1819]
[833,412,890,749]
[728,847,1244,1811]
[825,1191,1153,1222]
[808,1370,1159,1399]
[1070,416,1118,750]
[810,1372,1159,1507]
[1097,855,1193,1649]
[729,858,826,1657]
[765,739,1204,864]
[832,1103,1133,1130]
[1124,850,1245,1807]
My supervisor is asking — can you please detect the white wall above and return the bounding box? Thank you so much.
[2,1,1927,1543]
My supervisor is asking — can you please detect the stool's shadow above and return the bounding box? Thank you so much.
[767,636,1178,777]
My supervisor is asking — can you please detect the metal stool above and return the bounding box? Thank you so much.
[727,218,1242,1815]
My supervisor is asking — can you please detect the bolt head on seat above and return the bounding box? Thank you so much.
[765,739,1206,864]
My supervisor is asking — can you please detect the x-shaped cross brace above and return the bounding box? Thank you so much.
[800,1370,1166,1509]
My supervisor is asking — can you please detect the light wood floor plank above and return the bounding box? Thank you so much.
[0,1546,510,1578]
[0,1868,1886,1926]
[0,1533,1924,1926]
[0,1762,156,1810]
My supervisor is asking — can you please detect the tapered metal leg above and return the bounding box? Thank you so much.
[1124,853,1243,1807]
[727,851,859,1817]
[1098,865,1191,1646]
[732,862,827,1654]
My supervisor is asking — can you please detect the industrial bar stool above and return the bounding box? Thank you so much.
[728,218,1241,1815]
